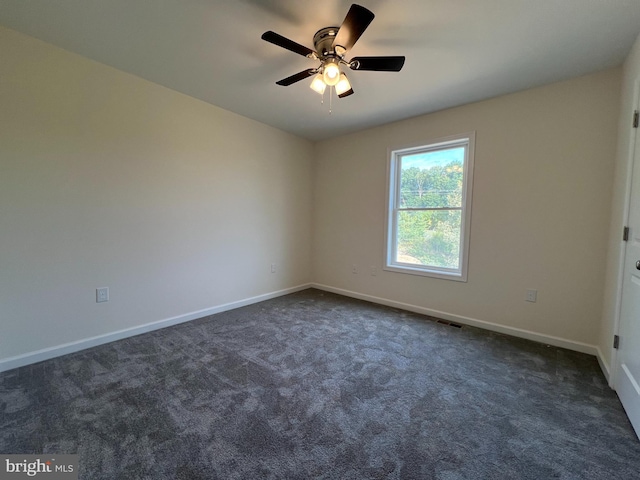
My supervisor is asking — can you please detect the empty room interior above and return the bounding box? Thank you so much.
[2,1,640,478]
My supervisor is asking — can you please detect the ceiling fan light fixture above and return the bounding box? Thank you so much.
[310,74,326,94]
[262,3,406,104]
[322,61,341,86]
[335,73,351,96]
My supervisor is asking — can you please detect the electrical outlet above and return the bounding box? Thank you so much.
[526,289,537,303]
[352,264,358,274]
[371,266,377,276]
[271,263,276,274]
[96,287,109,303]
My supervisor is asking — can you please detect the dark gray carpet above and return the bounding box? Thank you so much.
[1,289,639,479]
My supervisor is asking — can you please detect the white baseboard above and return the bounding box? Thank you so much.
[3,282,611,382]
[0,283,312,373]
[311,283,601,357]
[596,346,612,385]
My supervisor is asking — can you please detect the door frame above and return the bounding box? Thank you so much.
[611,79,640,388]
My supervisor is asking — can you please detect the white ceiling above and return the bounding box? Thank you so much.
[2,0,640,141]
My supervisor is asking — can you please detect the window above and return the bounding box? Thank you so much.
[385,132,475,281]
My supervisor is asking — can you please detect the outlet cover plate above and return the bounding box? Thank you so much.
[96,287,109,303]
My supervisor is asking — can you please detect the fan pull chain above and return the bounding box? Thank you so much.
[329,87,333,115]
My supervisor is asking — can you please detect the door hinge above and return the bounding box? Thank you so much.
[613,335,620,349]
[623,226,630,242]
[634,110,639,128]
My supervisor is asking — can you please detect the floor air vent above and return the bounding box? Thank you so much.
[436,319,463,328]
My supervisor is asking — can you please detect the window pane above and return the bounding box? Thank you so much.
[399,147,464,208]
[396,210,461,269]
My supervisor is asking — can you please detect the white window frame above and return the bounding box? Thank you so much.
[384,132,475,282]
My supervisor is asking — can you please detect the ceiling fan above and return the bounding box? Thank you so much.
[261,3,405,99]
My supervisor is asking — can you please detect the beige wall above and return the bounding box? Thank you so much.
[0,27,314,362]
[0,25,627,370]
[313,69,621,349]
[600,32,640,378]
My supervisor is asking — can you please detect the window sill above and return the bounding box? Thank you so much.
[383,264,468,282]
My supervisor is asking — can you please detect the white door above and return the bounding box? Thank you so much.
[616,108,640,439]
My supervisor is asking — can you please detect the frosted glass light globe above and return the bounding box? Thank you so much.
[323,62,340,86]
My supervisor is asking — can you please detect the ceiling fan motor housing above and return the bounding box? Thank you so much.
[313,27,341,59]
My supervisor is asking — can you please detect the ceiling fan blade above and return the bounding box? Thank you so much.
[275,69,317,86]
[338,88,354,99]
[261,31,315,57]
[349,56,406,72]
[332,4,375,53]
